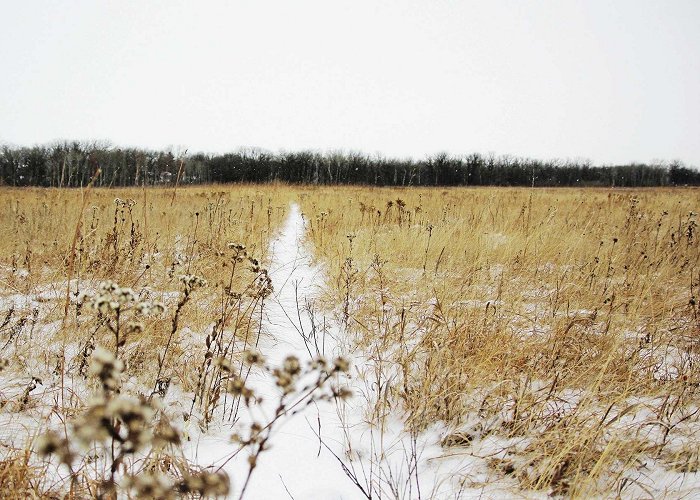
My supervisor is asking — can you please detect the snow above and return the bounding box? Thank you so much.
[3,202,700,498]
[185,203,517,498]
[185,203,365,499]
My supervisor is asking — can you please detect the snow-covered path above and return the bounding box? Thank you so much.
[186,203,492,499]
[235,203,365,499]
[188,204,365,499]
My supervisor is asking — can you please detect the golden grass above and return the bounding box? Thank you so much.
[0,448,52,499]
[1,184,698,497]
[1,185,291,289]
[0,184,298,497]
[299,186,700,495]
[1,184,295,386]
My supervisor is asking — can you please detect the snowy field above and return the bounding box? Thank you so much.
[1,186,699,499]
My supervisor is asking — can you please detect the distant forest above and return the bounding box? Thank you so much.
[1,142,699,188]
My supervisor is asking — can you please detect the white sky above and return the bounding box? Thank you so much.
[1,0,699,166]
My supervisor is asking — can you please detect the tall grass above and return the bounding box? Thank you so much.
[0,185,350,497]
[1,184,698,497]
[300,186,699,496]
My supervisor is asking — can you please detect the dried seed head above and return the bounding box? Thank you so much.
[250,422,262,435]
[310,356,328,370]
[180,274,208,290]
[283,355,301,376]
[273,369,294,393]
[153,418,181,447]
[136,300,166,316]
[123,472,173,499]
[242,350,265,366]
[333,386,353,400]
[179,472,230,497]
[36,431,74,465]
[116,287,136,304]
[89,347,124,390]
[333,356,351,373]
[227,377,246,395]
[214,356,233,372]
[126,321,144,335]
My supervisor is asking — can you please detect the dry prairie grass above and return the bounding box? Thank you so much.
[0,185,293,391]
[299,186,700,496]
[1,184,698,498]
[0,184,317,497]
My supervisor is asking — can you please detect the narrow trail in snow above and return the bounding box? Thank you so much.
[234,202,364,499]
[189,203,476,499]
[189,204,365,500]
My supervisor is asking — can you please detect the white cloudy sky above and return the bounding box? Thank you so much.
[1,0,699,165]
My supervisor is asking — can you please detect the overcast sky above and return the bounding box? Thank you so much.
[1,1,699,166]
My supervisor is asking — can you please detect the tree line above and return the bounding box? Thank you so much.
[1,141,698,188]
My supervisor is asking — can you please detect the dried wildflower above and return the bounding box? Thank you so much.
[135,302,151,315]
[105,395,155,452]
[90,282,140,314]
[252,273,273,298]
[227,378,244,395]
[333,386,353,400]
[227,242,246,251]
[226,377,255,403]
[242,349,265,366]
[180,274,208,291]
[73,398,111,444]
[94,296,111,314]
[214,356,233,372]
[116,287,136,304]
[228,242,248,262]
[152,302,166,315]
[99,280,119,293]
[178,471,230,497]
[125,321,144,335]
[250,422,262,436]
[282,355,301,376]
[89,347,124,390]
[137,300,166,316]
[272,369,294,393]
[333,356,351,373]
[123,472,173,499]
[310,356,328,371]
[153,417,181,447]
[36,431,74,465]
